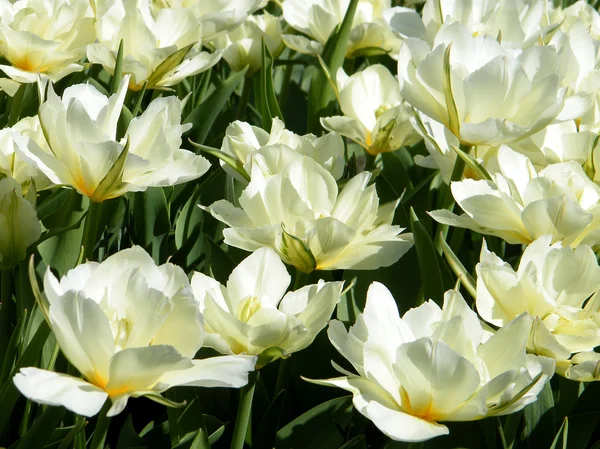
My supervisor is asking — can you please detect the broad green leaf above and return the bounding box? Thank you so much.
[14,405,65,449]
[275,396,353,449]
[256,39,284,131]
[0,320,50,437]
[254,390,286,449]
[338,435,367,449]
[307,0,359,132]
[116,415,145,449]
[410,208,446,305]
[522,381,555,446]
[132,188,171,263]
[184,66,248,144]
[38,190,88,276]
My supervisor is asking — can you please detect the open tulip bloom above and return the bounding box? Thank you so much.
[204,147,413,272]
[16,75,211,202]
[191,247,343,364]
[430,145,600,246]
[397,20,565,146]
[13,247,257,417]
[309,283,554,442]
[321,65,421,155]
[476,236,600,381]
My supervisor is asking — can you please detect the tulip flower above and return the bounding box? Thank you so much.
[220,117,345,181]
[476,236,600,377]
[87,0,221,90]
[190,247,343,364]
[321,65,421,155]
[282,0,401,58]
[0,116,51,191]
[430,146,600,246]
[13,247,256,417]
[310,283,553,442]
[212,12,283,74]
[397,21,564,146]
[150,0,268,41]
[0,176,41,269]
[0,0,94,83]
[17,76,211,202]
[204,149,413,272]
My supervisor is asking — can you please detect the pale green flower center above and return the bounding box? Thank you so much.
[237,296,262,323]
[375,104,391,119]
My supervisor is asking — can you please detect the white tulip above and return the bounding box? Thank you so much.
[13,247,256,417]
[397,21,565,146]
[310,283,553,442]
[430,146,600,246]
[87,0,221,90]
[282,0,401,58]
[212,12,283,74]
[220,117,345,181]
[204,150,413,272]
[17,77,210,202]
[191,247,343,363]
[476,236,600,377]
[0,0,94,83]
[0,176,41,268]
[321,65,421,155]
[150,0,268,41]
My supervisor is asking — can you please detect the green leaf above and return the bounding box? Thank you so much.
[132,188,171,262]
[116,415,145,449]
[110,39,124,95]
[254,390,286,449]
[188,142,250,181]
[550,418,569,449]
[275,396,353,449]
[438,234,477,299]
[256,39,284,131]
[443,43,460,137]
[14,405,65,449]
[338,435,367,449]
[56,419,87,449]
[410,208,446,305]
[38,190,88,276]
[184,66,248,144]
[0,308,27,386]
[0,320,50,437]
[450,144,492,181]
[93,139,130,202]
[307,0,359,132]
[147,44,194,89]
[522,381,555,446]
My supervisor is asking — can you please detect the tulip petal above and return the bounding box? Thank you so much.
[159,355,257,388]
[13,367,108,417]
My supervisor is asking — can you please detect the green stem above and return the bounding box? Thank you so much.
[80,200,105,262]
[274,357,291,398]
[434,145,469,253]
[293,269,310,290]
[230,371,257,449]
[89,400,111,449]
[278,51,296,113]
[193,395,211,449]
[237,77,252,120]
[0,268,13,364]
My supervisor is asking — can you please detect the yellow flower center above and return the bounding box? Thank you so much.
[237,296,262,323]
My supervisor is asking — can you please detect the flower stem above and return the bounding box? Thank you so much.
[80,200,106,262]
[293,269,309,290]
[274,357,291,398]
[89,400,111,449]
[230,371,257,449]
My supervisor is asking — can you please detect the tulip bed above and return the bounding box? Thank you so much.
[3,0,600,448]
